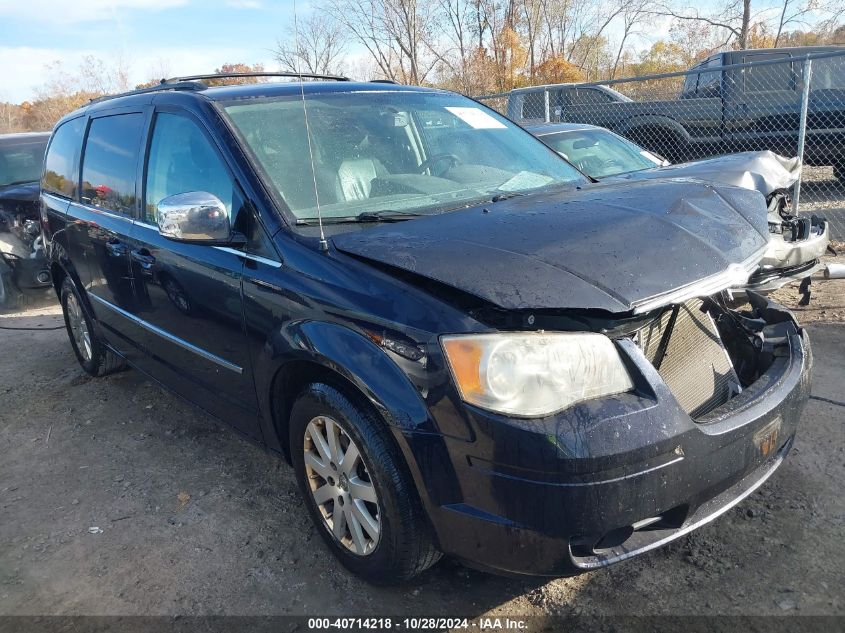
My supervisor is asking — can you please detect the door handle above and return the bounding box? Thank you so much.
[130,248,156,269]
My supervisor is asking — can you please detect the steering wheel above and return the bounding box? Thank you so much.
[418,153,461,176]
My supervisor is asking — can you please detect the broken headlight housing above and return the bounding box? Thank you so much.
[441,332,634,417]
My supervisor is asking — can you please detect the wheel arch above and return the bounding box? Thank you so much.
[261,321,434,462]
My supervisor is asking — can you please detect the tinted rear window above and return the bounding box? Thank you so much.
[43,120,84,198]
[80,113,145,215]
[744,53,792,92]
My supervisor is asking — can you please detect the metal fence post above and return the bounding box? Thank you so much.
[793,57,813,214]
[544,88,550,123]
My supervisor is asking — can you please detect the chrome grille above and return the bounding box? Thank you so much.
[636,299,739,419]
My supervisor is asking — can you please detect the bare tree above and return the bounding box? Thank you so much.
[275,13,347,75]
[611,0,656,78]
[329,0,437,84]
[653,0,754,49]
[77,53,132,94]
[773,0,827,45]
[0,102,24,134]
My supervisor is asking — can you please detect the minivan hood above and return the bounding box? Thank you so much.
[332,179,770,314]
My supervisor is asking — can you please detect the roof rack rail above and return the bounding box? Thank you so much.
[163,71,350,84]
[88,80,205,105]
[369,79,399,84]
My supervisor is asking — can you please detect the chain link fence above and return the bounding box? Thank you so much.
[474,49,845,240]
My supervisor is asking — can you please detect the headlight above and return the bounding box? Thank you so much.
[441,332,634,417]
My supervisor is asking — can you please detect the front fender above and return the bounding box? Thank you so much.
[254,320,439,451]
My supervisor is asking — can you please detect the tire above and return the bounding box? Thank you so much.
[289,382,441,583]
[60,277,126,377]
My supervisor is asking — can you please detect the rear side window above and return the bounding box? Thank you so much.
[80,113,145,215]
[43,118,84,198]
[571,88,612,105]
[744,53,792,92]
[811,55,845,90]
[521,91,545,119]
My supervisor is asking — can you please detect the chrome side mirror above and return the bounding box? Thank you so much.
[156,192,231,243]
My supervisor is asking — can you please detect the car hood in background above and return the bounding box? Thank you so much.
[603,151,800,197]
[333,179,770,314]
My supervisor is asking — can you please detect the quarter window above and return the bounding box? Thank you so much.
[80,113,145,215]
[43,118,84,198]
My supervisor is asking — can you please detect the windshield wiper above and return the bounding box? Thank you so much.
[0,179,36,188]
[490,192,525,203]
[354,210,424,222]
[296,210,425,225]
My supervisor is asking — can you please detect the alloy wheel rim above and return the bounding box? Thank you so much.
[303,415,380,556]
[66,292,92,362]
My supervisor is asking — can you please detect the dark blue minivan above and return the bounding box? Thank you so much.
[42,74,811,583]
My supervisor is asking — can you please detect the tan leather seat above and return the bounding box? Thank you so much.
[337,158,387,201]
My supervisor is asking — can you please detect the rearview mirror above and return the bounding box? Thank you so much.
[156,192,231,243]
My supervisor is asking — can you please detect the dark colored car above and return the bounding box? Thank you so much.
[528,122,830,291]
[509,46,845,171]
[0,132,52,309]
[43,75,811,583]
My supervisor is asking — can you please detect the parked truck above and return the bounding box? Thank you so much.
[507,46,845,175]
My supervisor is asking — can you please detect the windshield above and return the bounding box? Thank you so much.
[0,137,48,187]
[537,128,663,178]
[222,91,586,222]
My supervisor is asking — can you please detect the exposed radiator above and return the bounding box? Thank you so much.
[636,298,740,419]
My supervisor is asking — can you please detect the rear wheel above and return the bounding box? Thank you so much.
[60,277,126,377]
[290,382,441,583]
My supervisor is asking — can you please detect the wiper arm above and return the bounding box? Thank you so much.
[490,192,524,203]
[295,210,424,225]
[354,210,424,222]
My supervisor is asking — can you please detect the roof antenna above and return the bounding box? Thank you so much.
[293,0,329,252]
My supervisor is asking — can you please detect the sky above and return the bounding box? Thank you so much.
[0,0,313,103]
[0,0,835,104]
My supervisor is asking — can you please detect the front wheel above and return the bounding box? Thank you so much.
[60,277,126,377]
[290,383,441,583]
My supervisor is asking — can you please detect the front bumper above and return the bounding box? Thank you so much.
[407,323,811,577]
[746,216,830,293]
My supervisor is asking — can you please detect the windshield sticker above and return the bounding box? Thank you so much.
[445,107,507,129]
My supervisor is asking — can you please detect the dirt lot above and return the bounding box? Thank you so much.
[0,302,843,622]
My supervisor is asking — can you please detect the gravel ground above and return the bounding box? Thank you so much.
[0,304,843,622]
[770,249,845,323]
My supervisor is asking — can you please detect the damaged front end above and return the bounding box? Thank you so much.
[629,291,804,420]
[467,288,804,422]
[0,183,52,311]
[427,290,810,576]
[745,191,830,292]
